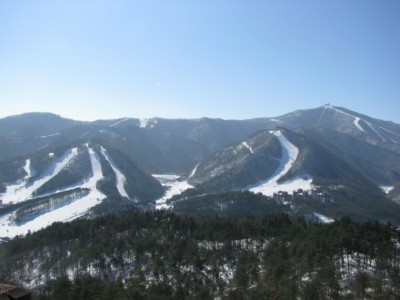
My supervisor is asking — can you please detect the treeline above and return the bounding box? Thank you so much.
[171,189,400,224]
[0,210,400,299]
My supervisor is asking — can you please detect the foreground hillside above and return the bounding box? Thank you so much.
[0,210,399,299]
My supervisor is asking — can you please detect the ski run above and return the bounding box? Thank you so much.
[249,131,312,196]
[0,145,112,238]
[100,147,129,199]
[1,148,78,205]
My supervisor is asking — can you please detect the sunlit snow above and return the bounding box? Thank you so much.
[249,131,312,196]
[241,142,254,154]
[378,127,398,143]
[380,185,394,194]
[0,149,78,205]
[0,146,106,239]
[140,119,149,128]
[313,212,334,224]
[109,118,129,127]
[329,106,388,140]
[188,163,200,179]
[353,117,365,132]
[154,174,193,209]
[101,147,129,199]
[23,159,32,179]
[364,120,386,141]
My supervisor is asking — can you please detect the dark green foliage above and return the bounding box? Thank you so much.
[0,157,27,186]
[294,188,400,224]
[1,210,400,299]
[89,196,136,216]
[172,187,400,225]
[172,191,288,220]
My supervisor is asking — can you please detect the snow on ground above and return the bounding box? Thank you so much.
[378,127,398,143]
[0,146,105,239]
[380,185,394,194]
[153,174,193,209]
[313,213,334,224]
[241,141,254,154]
[0,149,78,205]
[38,133,60,139]
[23,159,32,179]
[109,118,129,127]
[101,147,129,199]
[140,119,149,128]
[188,163,200,179]
[364,120,386,141]
[249,131,312,196]
[330,106,390,141]
[328,106,367,133]
[353,117,365,132]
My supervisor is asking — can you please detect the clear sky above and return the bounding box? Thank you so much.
[1,0,399,122]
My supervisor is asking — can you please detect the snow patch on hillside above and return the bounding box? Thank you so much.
[38,132,60,139]
[241,142,254,154]
[154,175,193,209]
[0,146,105,239]
[188,163,200,179]
[23,159,32,179]
[249,131,312,196]
[328,106,366,133]
[110,118,129,128]
[353,117,365,132]
[313,213,334,224]
[0,149,78,204]
[101,147,129,199]
[140,119,149,128]
[380,185,393,194]
[378,127,398,143]
[364,120,386,141]
[330,106,389,141]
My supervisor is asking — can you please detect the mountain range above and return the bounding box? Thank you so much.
[1,104,400,238]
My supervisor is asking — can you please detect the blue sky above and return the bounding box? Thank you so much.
[1,0,399,122]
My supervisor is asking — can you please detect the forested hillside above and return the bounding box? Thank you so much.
[1,210,400,299]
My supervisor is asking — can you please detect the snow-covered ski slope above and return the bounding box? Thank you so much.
[1,148,78,205]
[249,131,312,196]
[101,147,129,199]
[326,105,398,142]
[0,145,109,238]
[154,174,193,209]
[154,131,312,207]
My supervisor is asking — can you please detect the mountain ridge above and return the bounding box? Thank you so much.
[1,105,400,238]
